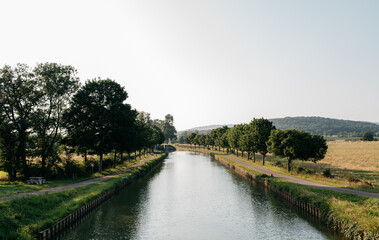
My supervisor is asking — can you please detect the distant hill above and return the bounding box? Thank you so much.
[270,117,379,136]
[178,124,234,136]
[179,117,379,137]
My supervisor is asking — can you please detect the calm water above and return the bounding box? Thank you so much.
[63,152,341,240]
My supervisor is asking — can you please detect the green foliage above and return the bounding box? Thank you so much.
[162,114,177,143]
[323,169,333,178]
[0,64,44,178]
[1,63,176,181]
[227,124,244,152]
[362,131,374,141]
[250,118,275,164]
[267,129,328,171]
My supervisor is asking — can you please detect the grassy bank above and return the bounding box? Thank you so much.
[0,153,155,198]
[0,153,167,240]
[177,142,378,193]
[181,147,378,240]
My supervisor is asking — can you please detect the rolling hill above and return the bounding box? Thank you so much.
[179,117,379,137]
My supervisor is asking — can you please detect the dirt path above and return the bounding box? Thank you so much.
[0,154,159,202]
[218,153,379,199]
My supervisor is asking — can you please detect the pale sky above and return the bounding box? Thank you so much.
[1,0,378,130]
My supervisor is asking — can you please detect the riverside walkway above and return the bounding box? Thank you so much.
[218,153,379,199]
[0,154,159,202]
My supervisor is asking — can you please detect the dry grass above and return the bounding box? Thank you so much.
[321,141,379,172]
[266,141,379,191]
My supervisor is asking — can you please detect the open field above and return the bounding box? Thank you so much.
[273,141,379,191]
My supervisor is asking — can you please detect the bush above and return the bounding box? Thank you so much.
[347,176,360,183]
[275,161,283,167]
[323,169,333,178]
[305,169,316,174]
[295,166,305,173]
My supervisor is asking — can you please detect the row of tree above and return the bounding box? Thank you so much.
[184,118,327,171]
[0,63,177,180]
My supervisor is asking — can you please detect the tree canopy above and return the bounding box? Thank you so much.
[267,129,328,171]
[0,63,173,180]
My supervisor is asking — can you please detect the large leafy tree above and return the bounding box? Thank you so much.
[228,124,244,156]
[32,63,79,175]
[239,124,256,160]
[214,126,229,151]
[267,129,328,171]
[64,79,129,172]
[162,114,177,143]
[0,64,42,178]
[111,104,137,164]
[251,118,276,165]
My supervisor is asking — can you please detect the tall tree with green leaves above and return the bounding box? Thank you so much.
[64,78,128,172]
[0,64,42,178]
[214,126,229,151]
[33,63,80,175]
[228,124,244,156]
[267,129,328,171]
[162,114,177,143]
[251,118,276,165]
[239,123,256,160]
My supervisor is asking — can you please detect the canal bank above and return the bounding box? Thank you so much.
[179,148,378,240]
[0,153,167,240]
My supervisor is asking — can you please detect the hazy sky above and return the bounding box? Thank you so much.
[1,0,378,130]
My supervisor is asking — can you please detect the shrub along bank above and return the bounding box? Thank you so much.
[0,153,167,240]
[185,148,378,240]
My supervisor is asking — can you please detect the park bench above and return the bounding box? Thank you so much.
[27,177,46,185]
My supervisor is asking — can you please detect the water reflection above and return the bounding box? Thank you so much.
[63,152,342,240]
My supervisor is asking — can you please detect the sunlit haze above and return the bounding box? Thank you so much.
[1,0,378,130]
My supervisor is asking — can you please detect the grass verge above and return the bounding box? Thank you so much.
[0,153,167,240]
[0,154,154,198]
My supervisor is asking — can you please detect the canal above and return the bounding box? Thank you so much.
[63,151,342,240]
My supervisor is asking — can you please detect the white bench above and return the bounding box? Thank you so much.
[27,177,46,185]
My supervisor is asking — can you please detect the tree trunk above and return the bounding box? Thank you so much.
[236,149,238,157]
[41,153,47,176]
[288,159,292,172]
[241,151,244,158]
[99,153,103,172]
[248,152,250,160]
[253,153,256,163]
[19,130,28,179]
[113,150,117,168]
[262,154,265,165]
[84,151,87,162]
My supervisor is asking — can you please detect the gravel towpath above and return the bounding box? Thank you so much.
[218,153,379,199]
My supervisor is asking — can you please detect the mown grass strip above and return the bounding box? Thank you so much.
[0,153,167,240]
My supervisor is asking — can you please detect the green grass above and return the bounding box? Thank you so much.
[0,153,167,240]
[177,143,379,193]
[0,154,155,198]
